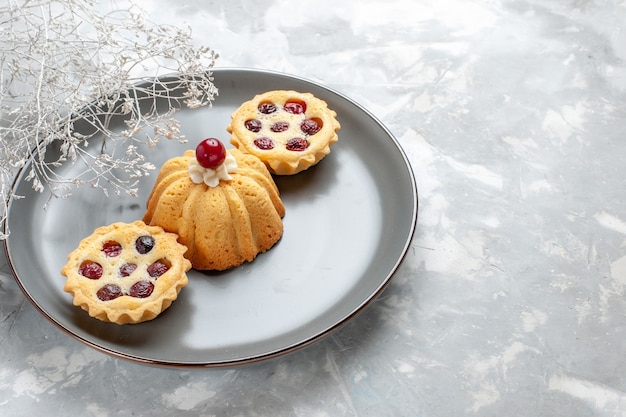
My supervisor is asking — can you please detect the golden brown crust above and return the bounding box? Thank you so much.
[143,149,285,271]
[61,221,191,325]
[227,90,340,175]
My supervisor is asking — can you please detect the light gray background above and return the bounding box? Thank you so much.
[2,0,626,416]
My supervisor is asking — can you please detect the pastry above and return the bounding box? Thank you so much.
[143,138,285,270]
[227,90,340,175]
[61,220,191,324]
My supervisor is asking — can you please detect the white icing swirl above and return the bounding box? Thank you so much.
[188,151,238,187]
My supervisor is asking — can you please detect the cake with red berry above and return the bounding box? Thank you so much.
[227,90,340,175]
[142,138,285,270]
[61,220,191,324]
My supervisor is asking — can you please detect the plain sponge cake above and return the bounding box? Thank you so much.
[143,147,285,271]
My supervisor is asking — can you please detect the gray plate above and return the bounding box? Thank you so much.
[3,68,417,367]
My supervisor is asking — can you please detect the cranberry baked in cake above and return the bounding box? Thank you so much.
[61,221,191,324]
[227,90,341,175]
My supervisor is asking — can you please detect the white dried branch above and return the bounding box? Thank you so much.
[0,0,218,239]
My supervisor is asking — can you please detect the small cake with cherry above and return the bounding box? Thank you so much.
[143,138,285,271]
[227,90,340,175]
[61,221,191,325]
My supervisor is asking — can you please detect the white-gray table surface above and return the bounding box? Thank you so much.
[2,0,626,416]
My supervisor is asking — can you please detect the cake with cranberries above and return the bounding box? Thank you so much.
[226,90,340,175]
[142,138,285,271]
[61,220,191,325]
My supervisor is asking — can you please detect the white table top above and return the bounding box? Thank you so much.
[2,0,626,415]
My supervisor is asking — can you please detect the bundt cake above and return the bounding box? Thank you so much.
[227,90,341,175]
[142,138,285,271]
[61,220,191,324]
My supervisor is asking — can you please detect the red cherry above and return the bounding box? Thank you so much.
[79,261,103,279]
[245,119,262,132]
[301,118,322,135]
[284,100,306,114]
[270,121,289,132]
[97,284,122,301]
[147,260,169,278]
[102,241,122,257]
[195,138,226,169]
[119,263,137,277]
[254,137,275,150]
[258,102,277,114]
[286,137,309,151]
[129,280,154,298]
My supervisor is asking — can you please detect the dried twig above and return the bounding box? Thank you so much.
[0,0,218,238]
